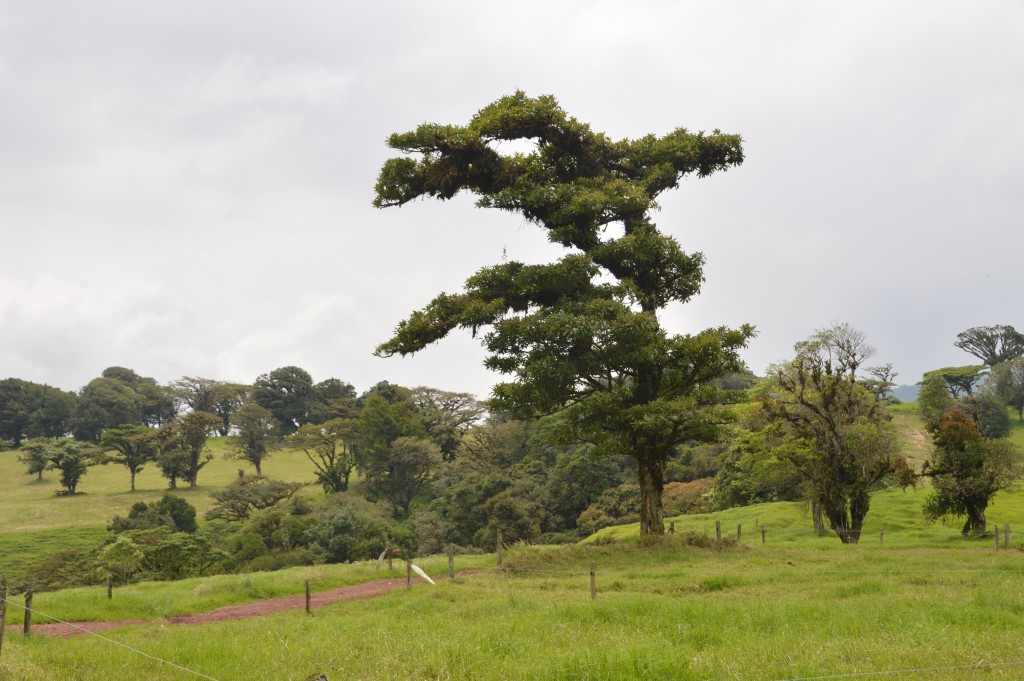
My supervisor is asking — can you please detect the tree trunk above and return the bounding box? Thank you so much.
[130,469,136,491]
[962,501,987,536]
[811,501,824,534]
[254,460,262,476]
[637,452,665,535]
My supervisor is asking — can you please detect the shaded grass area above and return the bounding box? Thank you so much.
[3,539,1024,680]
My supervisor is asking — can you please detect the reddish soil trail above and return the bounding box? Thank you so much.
[18,572,466,639]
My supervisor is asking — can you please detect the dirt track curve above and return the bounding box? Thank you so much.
[16,572,467,638]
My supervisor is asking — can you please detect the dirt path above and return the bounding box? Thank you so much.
[18,572,465,639]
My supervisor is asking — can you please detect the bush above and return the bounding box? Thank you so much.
[662,478,715,516]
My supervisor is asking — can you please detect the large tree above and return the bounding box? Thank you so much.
[955,325,1024,367]
[0,378,77,446]
[762,324,909,544]
[373,92,752,534]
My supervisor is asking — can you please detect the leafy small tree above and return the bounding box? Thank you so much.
[955,325,1024,367]
[16,438,51,480]
[918,373,956,427]
[290,418,360,493]
[228,403,282,475]
[922,409,1021,535]
[35,438,104,495]
[101,424,157,491]
[373,91,752,534]
[109,494,198,534]
[171,411,220,487]
[762,324,909,543]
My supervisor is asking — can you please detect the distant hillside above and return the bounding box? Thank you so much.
[893,384,920,402]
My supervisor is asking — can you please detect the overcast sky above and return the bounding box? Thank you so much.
[1,1,1021,399]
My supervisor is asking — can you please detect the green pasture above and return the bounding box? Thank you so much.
[3,538,1024,680]
[0,438,326,586]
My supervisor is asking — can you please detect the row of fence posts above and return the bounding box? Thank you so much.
[0,575,35,656]
[669,520,766,550]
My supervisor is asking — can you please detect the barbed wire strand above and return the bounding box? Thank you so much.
[770,658,1024,680]
[0,596,221,681]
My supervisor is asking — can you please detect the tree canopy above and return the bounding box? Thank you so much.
[374,92,752,533]
[955,325,1024,367]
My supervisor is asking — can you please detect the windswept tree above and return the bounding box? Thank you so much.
[761,324,909,543]
[373,92,752,534]
[955,325,1024,367]
[101,425,158,491]
[922,366,987,398]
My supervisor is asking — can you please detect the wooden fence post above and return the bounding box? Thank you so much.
[107,575,113,600]
[448,550,455,580]
[715,520,722,551]
[387,548,393,572]
[1005,524,1011,548]
[737,524,742,543]
[23,589,32,636]
[880,529,884,545]
[995,526,1000,551]
[760,525,766,544]
[0,575,7,658]
[669,521,675,535]
[305,580,311,615]
[406,561,412,590]
[590,564,597,601]
[497,529,504,566]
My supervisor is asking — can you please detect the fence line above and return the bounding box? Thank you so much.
[0,595,222,681]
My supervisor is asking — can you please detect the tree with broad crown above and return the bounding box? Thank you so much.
[373,92,753,534]
[101,424,158,491]
[955,325,1024,367]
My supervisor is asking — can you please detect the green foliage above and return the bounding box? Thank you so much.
[251,366,343,434]
[364,436,442,515]
[918,373,956,427]
[711,425,807,509]
[100,424,157,491]
[922,409,1022,535]
[307,496,409,562]
[289,418,360,493]
[374,92,752,534]
[762,324,906,543]
[954,324,1024,366]
[205,475,302,522]
[989,357,1024,421]
[21,437,105,495]
[922,365,987,398]
[0,378,76,446]
[577,483,641,534]
[227,402,282,475]
[164,411,220,487]
[109,494,198,534]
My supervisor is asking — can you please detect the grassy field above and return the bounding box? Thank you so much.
[2,407,1024,680]
[2,538,1023,680]
[0,437,327,586]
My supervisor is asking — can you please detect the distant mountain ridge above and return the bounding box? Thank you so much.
[892,384,920,403]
